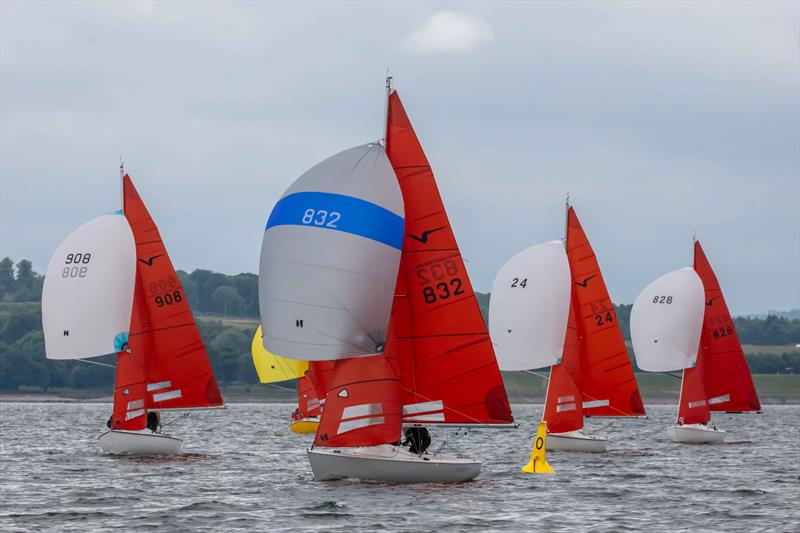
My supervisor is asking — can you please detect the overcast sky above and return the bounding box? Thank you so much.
[1,1,798,315]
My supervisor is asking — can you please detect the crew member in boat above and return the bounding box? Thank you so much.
[146,411,161,433]
[291,408,301,422]
[403,426,431,454]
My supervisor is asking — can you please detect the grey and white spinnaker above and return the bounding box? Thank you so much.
[42,213,136,360]
[630,267,705,372]
[489,240,571,371]
[259,143,404,361]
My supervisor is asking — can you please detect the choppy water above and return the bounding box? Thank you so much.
[1,403,798,532]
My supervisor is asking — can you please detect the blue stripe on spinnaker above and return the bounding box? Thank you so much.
[266,192,404,250]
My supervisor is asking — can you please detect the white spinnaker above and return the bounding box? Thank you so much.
[42,214,136,360]
[630,267,705,372]
[489,241,571,371]
[259,143,404,361]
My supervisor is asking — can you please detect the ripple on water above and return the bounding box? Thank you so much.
[1,403,799,532]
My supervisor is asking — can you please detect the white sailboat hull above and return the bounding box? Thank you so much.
[98,430,183,455]
[307,444,481,483]
[548,430,609,452]
[666,423,726,444]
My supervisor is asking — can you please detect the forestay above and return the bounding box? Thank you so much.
[630,267,705,372]
[489,241,571,371]
[259,143,404,361]
[42,214,136,360]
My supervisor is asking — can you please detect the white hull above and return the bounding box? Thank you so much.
[666,424,726,444]
[548,430,608,453]
[98,430,183,455]
[307,444,481,483]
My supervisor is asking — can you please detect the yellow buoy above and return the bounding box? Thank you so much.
[522,421,555,474]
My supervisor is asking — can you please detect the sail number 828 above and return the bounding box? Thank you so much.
[652,295,673,304]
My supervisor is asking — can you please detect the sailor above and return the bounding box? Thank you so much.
[291,408,301,422]
[403,426,431,454]
[106,416,112,429]
[146,411,160,433]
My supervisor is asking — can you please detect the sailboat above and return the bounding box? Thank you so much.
[490,204,644,452]
[258,81,514,482]
[251,325,333,433]
[631,240,761,443]
[42,172,224,455]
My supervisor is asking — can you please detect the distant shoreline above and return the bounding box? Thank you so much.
[1,393,797,405]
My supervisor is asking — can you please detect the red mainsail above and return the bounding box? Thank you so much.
[313,89,513,446]
[567,207,645,418]
[387,90,513,426]
[111,176,223,429]
[693,241,761,413]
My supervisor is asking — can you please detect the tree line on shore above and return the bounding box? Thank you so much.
[1,257,798,392]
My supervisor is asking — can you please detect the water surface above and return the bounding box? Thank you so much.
[1,403,798,532]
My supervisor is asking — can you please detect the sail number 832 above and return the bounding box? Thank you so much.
[417,259,465,304]
[302,209,340,228]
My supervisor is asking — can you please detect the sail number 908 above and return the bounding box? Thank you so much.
[62,252,91,278]
[302,209,340,228]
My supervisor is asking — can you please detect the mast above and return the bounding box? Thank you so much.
[119,158,125,213]
[382,73,393,144]
[564,193,570,243]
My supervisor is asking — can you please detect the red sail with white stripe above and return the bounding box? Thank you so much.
[543,303,584,433]
[111,176,223,430]
[297,376,320,418]
[693,241,761,413]
[387,90,513,426]
[299,361,335,418]
[677,353,711,425]
[313,343,403,447]
[567,207,645,418]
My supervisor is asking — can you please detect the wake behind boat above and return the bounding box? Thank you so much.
[42,171,224,455]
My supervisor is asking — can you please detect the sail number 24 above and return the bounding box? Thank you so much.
[417,259,465,304]
[62,252,91,278]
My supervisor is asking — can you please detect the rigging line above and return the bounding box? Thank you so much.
[664,372,683,380]
[401,387,487,426]
[522,369,637,418]
[77,358,116,369]
[264,382,298,393]
[159,412,190,428]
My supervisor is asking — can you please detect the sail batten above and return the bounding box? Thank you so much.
[566,207,644,418]
[692,241,761,413]
[112,175,223,430]
[387,90,513,427]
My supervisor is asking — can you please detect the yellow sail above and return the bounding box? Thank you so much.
[251,325,308,383]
